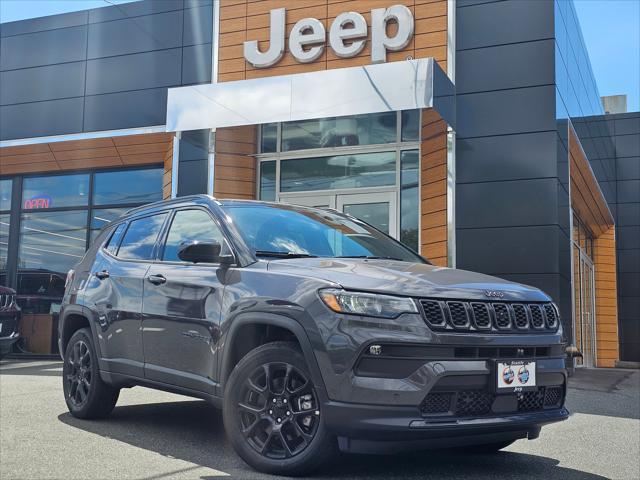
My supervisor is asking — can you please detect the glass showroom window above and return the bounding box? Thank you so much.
[11,167,162,355]
[0,179,12,286]
[258,111,421,251]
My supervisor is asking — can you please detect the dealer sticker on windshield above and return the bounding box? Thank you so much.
[497,360,536,392]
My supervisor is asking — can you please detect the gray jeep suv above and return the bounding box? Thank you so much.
[59,195,568,475]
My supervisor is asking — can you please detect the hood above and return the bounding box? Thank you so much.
[267,258,550,302]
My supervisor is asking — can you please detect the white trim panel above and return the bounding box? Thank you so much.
[166,59,435,131]
[0,125,167,148]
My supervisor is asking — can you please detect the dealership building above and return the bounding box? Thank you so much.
[0,0,638,366]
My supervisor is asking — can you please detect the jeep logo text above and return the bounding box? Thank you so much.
[243,5,414,68]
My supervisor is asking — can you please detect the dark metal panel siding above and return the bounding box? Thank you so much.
[87,0,183,23]
[456,132,558,183]
[0,98,84,140]
[601,111,640,362]
[457,225,562,276]
[0,25,88,71]
[454,0,567,314]
[0,0,213,141]
[83,88,168,132]
[85,49,183,95]
[0,10,87,37]
[456,39,555,95]
[456,86,557,139]
[616,203,640,227]
[183,4,213,46]
[86,10,184,59]
[615,134,640,158]
[182,44,212,85]
[616,156,640,180]
[0,62,86,105]
[457,0,554,50]
[617,180,640,204]
[177,130,209,196]
[456,178,560,229]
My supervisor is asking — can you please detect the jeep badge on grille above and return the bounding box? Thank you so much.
[484,290,505,298]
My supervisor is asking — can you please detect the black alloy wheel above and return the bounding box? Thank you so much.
[62,328,119,419]
[65,339,92,408]
[238,362,319,459]
[223,342,336,476]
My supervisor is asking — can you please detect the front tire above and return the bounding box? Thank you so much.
[63,328,119,419]
[223,341,336,476]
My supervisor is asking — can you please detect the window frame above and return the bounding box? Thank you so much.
[102,221,128,257]
[255,111,422,252]
[113,211,171,263]
[156,207,236,266]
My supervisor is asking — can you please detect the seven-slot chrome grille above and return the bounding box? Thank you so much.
[418,299,559,333]
[0,293,15,311]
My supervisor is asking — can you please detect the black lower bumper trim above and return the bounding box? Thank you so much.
[324,399,568,448]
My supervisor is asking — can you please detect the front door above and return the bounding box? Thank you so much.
[142,208,228,394]
[279,191,397,237]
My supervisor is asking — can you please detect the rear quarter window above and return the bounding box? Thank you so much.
[104,223,126,256]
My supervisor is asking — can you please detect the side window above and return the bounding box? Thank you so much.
[162,209,227,262]
[104,223,126,256]
[117,213,168,260]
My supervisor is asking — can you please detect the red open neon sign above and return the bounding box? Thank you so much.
[24,196,51,209]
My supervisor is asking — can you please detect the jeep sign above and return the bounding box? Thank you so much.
[243,5,415,68]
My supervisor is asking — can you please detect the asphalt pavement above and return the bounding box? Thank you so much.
[0,359,638,480]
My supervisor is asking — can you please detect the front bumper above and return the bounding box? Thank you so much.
[317,351,568,452]
[0,332,20,355]
[324,401,568,453]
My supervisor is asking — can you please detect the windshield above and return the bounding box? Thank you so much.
[222,203,425,263]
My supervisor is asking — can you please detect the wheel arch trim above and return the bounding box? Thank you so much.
[59,305,103,363]
[219,312,327,398]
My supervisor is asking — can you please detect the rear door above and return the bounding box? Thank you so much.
[85,213,168,377]
[142,208,229,394]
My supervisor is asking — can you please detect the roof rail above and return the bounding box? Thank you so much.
[125,194,216,216]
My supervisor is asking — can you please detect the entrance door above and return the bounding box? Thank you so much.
[573,247,597,367]
[336,191,397,237]
[279,191,397,238]
[280,193,334,209]
[579,255,597,367]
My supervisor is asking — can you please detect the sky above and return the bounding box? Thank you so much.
[574,0,640,112]
[0,0,639,113]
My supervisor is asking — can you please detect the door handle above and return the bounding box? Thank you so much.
[147,274,167,285]
[94,270,109,280]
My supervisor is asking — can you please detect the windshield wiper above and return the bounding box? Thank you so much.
[255,250,317,259]
[336,255,404,261]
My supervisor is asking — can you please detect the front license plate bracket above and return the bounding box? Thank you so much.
[496,360,537,393]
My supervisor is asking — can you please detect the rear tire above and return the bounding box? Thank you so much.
[223,341,336,476]
[62,328,119,419]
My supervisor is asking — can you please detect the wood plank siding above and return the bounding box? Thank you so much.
[213,126,258,199]
[219,0,448,82]
[593,227,620,367]
[163,138,174,200]
[568,123,619,367]
[1,133,172,176]
[420,108,448,266]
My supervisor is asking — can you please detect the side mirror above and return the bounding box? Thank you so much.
[177,240,232,264]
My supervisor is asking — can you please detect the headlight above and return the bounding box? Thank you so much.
[319,288,417,319]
